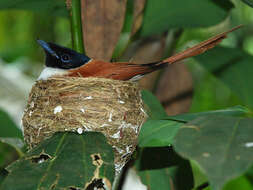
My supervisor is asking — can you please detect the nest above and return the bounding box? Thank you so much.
[22,77,147,174]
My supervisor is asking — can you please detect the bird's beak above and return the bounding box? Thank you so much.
[37,40,59,59]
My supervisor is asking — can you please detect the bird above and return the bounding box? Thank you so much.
[37,25,241,81]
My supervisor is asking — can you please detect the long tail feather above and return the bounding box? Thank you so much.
[111,25,242,80]
[160,25,242,65]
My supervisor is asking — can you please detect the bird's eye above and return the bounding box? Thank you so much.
[61,54,70,62]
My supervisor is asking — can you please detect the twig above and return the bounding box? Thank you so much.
[69,0,85,53]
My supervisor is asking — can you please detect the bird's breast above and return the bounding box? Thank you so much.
[38,67,68,80]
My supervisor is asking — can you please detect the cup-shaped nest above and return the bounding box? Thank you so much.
[22,77,147,174]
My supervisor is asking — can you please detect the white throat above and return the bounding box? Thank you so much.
[37,67,68,80]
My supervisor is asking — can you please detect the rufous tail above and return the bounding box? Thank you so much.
[160,25,242,65]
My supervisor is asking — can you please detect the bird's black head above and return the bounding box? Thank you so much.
[37,40,90,69]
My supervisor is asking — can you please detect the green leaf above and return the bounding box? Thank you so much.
[190,160,208,189]
[1,132,115,190]
[0,138,24,151]
[141,90,167,119]
[0,169,7,187]
[138,168,174,190]
[223,175,253,190]
[166,106,251,122]
[0,143,20,186]
[174,116,253,190]
[0,109,22,139]
[0,0,68,16]
[112,0,134,59]
[0,142,19,168]
[189,64,242,112]
[195,47,253,110]
[138,120,182,147]
[0,138,24,157]
[241,0,253,8]
[192,164,253,190]
[134,147,194,190]
[139,106,249,148]
[245,165,253,187]
[139,0,234,37]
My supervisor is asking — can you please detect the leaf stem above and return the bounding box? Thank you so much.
[16,148,25,157]
[112,171,124,190]
[70,0,85,53]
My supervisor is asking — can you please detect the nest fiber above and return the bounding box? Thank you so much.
[22,77,147,173]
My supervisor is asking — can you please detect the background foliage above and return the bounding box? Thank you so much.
[0,0,253,189]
